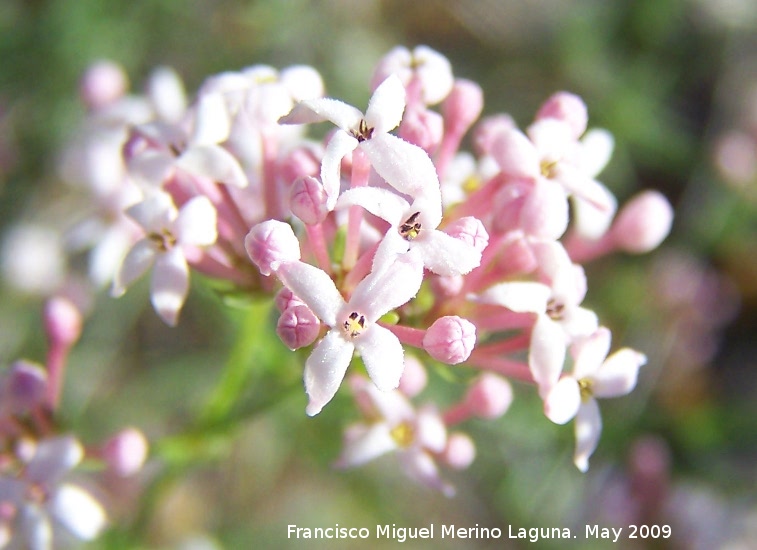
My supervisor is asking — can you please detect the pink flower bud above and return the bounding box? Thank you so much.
[2,360,48,414]
[276,304,320,350]
[519,180,569,240]
[611,190,673,253]
[244,220,301,276]
[398,355,428,397]
[472,114,516,156]
[443,79,484,135]
[430,274,464,298]
[44,297,82,349]
[399,107,443,154]
[279,145,322,185]
[444,216,489,253]
[536,91,588,140]
[423,316,476,364]
[441,432,476,470]
[289,176,328,225]
[274,287,306,312]
[103,427,149,477]
[497,237,538,276]
[79,60,128,109]
[463,373,513,419]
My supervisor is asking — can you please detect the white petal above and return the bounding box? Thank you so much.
[89,226,133,287]
[336,187,408,226]
[334,423,396,468]
[304,330,354,416]
[350,250,423,321]
[279,65,324,102]
[527,118,574,163]
[592,348,646,398]
[371,230,410,276]
[365,74,406,133]
[356,376,415,424]
[559,306,599,341]
[574,398,602,472]
[126,192,176,233]
[398,450,454,497]
[360,132,440,197]
[580,128,614,177]
[491,128,540,179]
[355,325,405,392]
[174,196,217,247]
[544,376,581,425]
[150,247,190,326]
[571,193,617,240]
[554,163,614,211]
[111,239,156,297]
[147,66,187,123]
[572,327,612,380]
[529,315,567,395]
[26,435,83,486]
[191,92,230,145]
[412,45,454,105]
[416,230,481,276]
[415,405,447,453]
[48,484,107,541]
[321,130,358,209]
[275,261,344,327]
[127,150,175,186]
[279,97,363,130]
[176,144,248,187]
[475,281,550,313]
[20,503,52,550]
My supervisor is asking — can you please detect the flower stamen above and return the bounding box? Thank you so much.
[148,229,177,252]
[399,211,422,241]
[352,119,374,142]
[390,421,414,448]
[343,311,367,338]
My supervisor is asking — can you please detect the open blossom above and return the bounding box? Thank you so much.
[112,191,217,326]
[543,327,647,472]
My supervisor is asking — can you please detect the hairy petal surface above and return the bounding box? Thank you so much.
[304,330,355,416]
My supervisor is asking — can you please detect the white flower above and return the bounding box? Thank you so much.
[112,192,217,326]
[274,251,424,416]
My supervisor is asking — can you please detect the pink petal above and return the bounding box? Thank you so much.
[529,315,567,395]
[177,144,248,187]
[174,196,217,247]
[491,128,540,179]
[150,246,190,326]
[593,348,647,398]
[350,250,423,321]
[360,132,440,197]
[416,230,481,276]
[355,324,405,392]
[572,327,612,379]
[365,74,406,133]
[304,330,354,416]
[333,423,397,468]
[275,261,344,327]
[112,239,156,297]
[544,376,581,425]
[574,398,602,472]
[321,130,358,209]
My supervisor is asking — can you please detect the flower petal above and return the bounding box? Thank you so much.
[126,192,176,233]
[176,144,248,187]
[416,230,481,276]
[191,92,231,145]
[48,484,107,541]
[365,74,406,134]
[529,315,567,395]
[304,330,354,416]
[579,128,614,178]
[572,327,612,380]
[174,196,218,247]
[333,423,397,468]
[26,435,83,486]
[574,398,602,472]
[592,348,646,398]
[398,450,455,497]
[559,306,599,341]
[275,261,344,327]
[474,281,550,314]
[355,324,405,392]
[336,186,408,226]
[371,230,411,276]
[544,376,581,425]
[20,503,53,550]
[111,238,156,297]
[360,132,440,197]
[491,128,540,179]
[350,250,424,321]
[279,97,363,130]
[150,246,189,326]
[321,130,358,209]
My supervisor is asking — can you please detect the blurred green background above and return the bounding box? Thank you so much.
[1,0,756,548]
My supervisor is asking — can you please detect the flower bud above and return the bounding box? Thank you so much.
[399,107,443,154]
[536,91,588,140]
[79,60,128,110]
[279,145,322,185]
[44,297,82,349]
[443,79,484,136]
[463,373,513,419]
[441,432,476,470]
[423,316,476,364]
[276,304,320,350]
[430,274,464,298]
[2,361,48,414]
[445,216,490,253]
[398,355,428,397]
[103,427,149,477]
[274,287,306,312]
[289,176,329,225]
[244,220,301,276]
[611,190,673,253]
[473,114,516,156]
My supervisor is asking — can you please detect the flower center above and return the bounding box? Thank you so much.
[399,212,422,241]
[352,119,374,142]
[578,378,594,401]
[148,229,177,252]
[546,298,565,320]
[540,159,558,179]
[390,421,415,448]
[342,311,367,338]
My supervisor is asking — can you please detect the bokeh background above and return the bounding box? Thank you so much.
[1,1,756,548]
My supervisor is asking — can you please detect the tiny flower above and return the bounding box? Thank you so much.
[272,251,424,415]
[423,316,476,365]
[371,45,454,106]
[112,192,217,326]
[244,220,302,276]
[543,327,647,471]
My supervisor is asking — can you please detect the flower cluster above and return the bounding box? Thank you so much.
[2,45,673,520]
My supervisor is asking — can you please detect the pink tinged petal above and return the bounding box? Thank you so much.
[544,376,581,425]
[244,220,302,276]
[150,246,189,326]
[491,128,540,179]
[554,163,614,211]
[415,405,448,453]
[571,193,617,240]
[191,93,230,145]
[176,144,248,187]
[527,118,575,163]
[413,45,454,105]
[371,230,410,275]
[536,91,588,140]
[112,239,156,297]
[360,132,441,197]
[279,65,324,102]
[398,450,455,497]
[127,150,175,186]
[592,348,647,398]
[336,187,408,226]
[530,240,573,282]
[334,423,397,468]
[416,230,481,276]
[529,315,567,394]
[147,66,187,123]
[321,130,359,209]
[359,379,415,424]
[364,74,406,133]
[350,250,424,321]
[304,330,355,416]
[26,435,83,486]
[559,306,599,341]
[279,97,364,130]
[574,398,602,472]
[174,196,217,247]
[48,484,107,541]
[126,192,176,233]
[90,227,133,287]
[275,261,344,326]
[572,327,612,380]
[520,179,569,240]
[355,324,405,392]
[443,216,489,253]
[475,281,551,314]
[580,128,614,177]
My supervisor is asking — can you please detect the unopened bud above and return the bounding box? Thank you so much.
[44,297,82,349]
[245,220,301,276]
[289,176,328,225]
[276,304,320,350]
[2,361,48,414]
[444,216,489,253]
[423,316,476,364]
[441,432,476,470]
[472,114,516,156]
[398,355,428,398]
[463,373,513,419]
[79,60,128,110]
[611,190,673,253]
[536,91,588,140]
[274,287,306,312]
[103,427,149,477]
[443,79,484,136]
[399,107,443,153]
